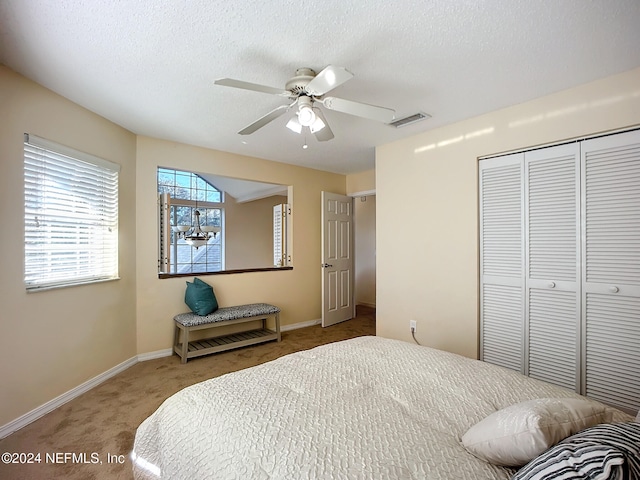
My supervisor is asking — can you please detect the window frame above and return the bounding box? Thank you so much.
[158,167,225,275]
[157,167,294,278]
[168,198,225,274]
[23,134,120,291]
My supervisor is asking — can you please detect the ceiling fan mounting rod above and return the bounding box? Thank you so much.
[285,68,317,97]
[298,96,313,108]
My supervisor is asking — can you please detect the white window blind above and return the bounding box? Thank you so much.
[24,134,120,291]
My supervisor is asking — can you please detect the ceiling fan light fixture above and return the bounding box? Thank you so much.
[309,115,325,133]
[297,96,316,127]
[298,105,316,126]
[286,117,302,134]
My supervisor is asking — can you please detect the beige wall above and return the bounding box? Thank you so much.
[346,169,375,195]
[0,66,345,430]
[135,136,345,354]
[0,67,138,427]
[376,67,640,359]
[225,194,288,269]
[355,196,376,307]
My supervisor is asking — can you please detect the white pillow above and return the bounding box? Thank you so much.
[461,398,613,467]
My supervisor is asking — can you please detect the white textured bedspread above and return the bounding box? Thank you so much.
[132,336,627,480]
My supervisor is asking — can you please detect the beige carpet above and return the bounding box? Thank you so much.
[0,307,375,480]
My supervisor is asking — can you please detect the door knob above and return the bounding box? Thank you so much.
[322,263,333,268]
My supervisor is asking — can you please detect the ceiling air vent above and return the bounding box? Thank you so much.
[389,112,431,128]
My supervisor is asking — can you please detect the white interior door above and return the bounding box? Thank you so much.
[321,192,354,327]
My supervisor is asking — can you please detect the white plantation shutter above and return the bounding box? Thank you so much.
[24,134,119,290]
[525,144,580,390]
[479,154,525,372]
[582,130,640,412]
[273,204,283,266]
[158,193,171,274]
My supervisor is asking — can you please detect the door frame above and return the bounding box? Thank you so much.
[321,191,354,327]
[321,189,376,326]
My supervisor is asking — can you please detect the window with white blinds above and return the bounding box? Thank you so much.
[157,168,224,275]
[24,134,120,291]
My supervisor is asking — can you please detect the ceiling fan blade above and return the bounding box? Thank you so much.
[312,109,334,142]
[305,65,354,96]
[215,78,290,97]
[322,96,395,123]
[238,104,291,135]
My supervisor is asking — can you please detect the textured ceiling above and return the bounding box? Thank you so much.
[1,1,640,174]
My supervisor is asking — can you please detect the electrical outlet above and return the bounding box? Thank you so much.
[410,320,417,333]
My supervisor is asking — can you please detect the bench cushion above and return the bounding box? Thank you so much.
[174,303,280,327]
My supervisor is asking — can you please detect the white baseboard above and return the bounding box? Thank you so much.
[281,318,321,332]
[1,318,324,439]
[137,348,173,362]
[0,356,138,440]
[357,302,376,308]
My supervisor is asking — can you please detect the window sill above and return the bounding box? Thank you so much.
[26,276,121,292]
[158,266,293,279]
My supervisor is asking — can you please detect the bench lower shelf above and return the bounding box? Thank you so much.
[174,328,279,360]
[174,306,281,363]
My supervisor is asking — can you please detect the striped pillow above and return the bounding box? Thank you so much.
[512,422,640,480]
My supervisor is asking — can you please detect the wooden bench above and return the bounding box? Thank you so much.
[173,303,281,364]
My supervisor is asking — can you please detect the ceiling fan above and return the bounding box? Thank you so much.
[214,65,396,142]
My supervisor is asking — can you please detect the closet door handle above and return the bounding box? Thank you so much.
[548,282,556,288]
[609,286,619,293]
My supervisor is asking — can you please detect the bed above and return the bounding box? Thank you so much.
[132,336,637,480]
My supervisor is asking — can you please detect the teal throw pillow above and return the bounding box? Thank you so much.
[184,277,219,315]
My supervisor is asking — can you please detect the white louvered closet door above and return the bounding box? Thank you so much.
[479,154,525,372]
[525,144,580,391]
[582,130,640,413]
